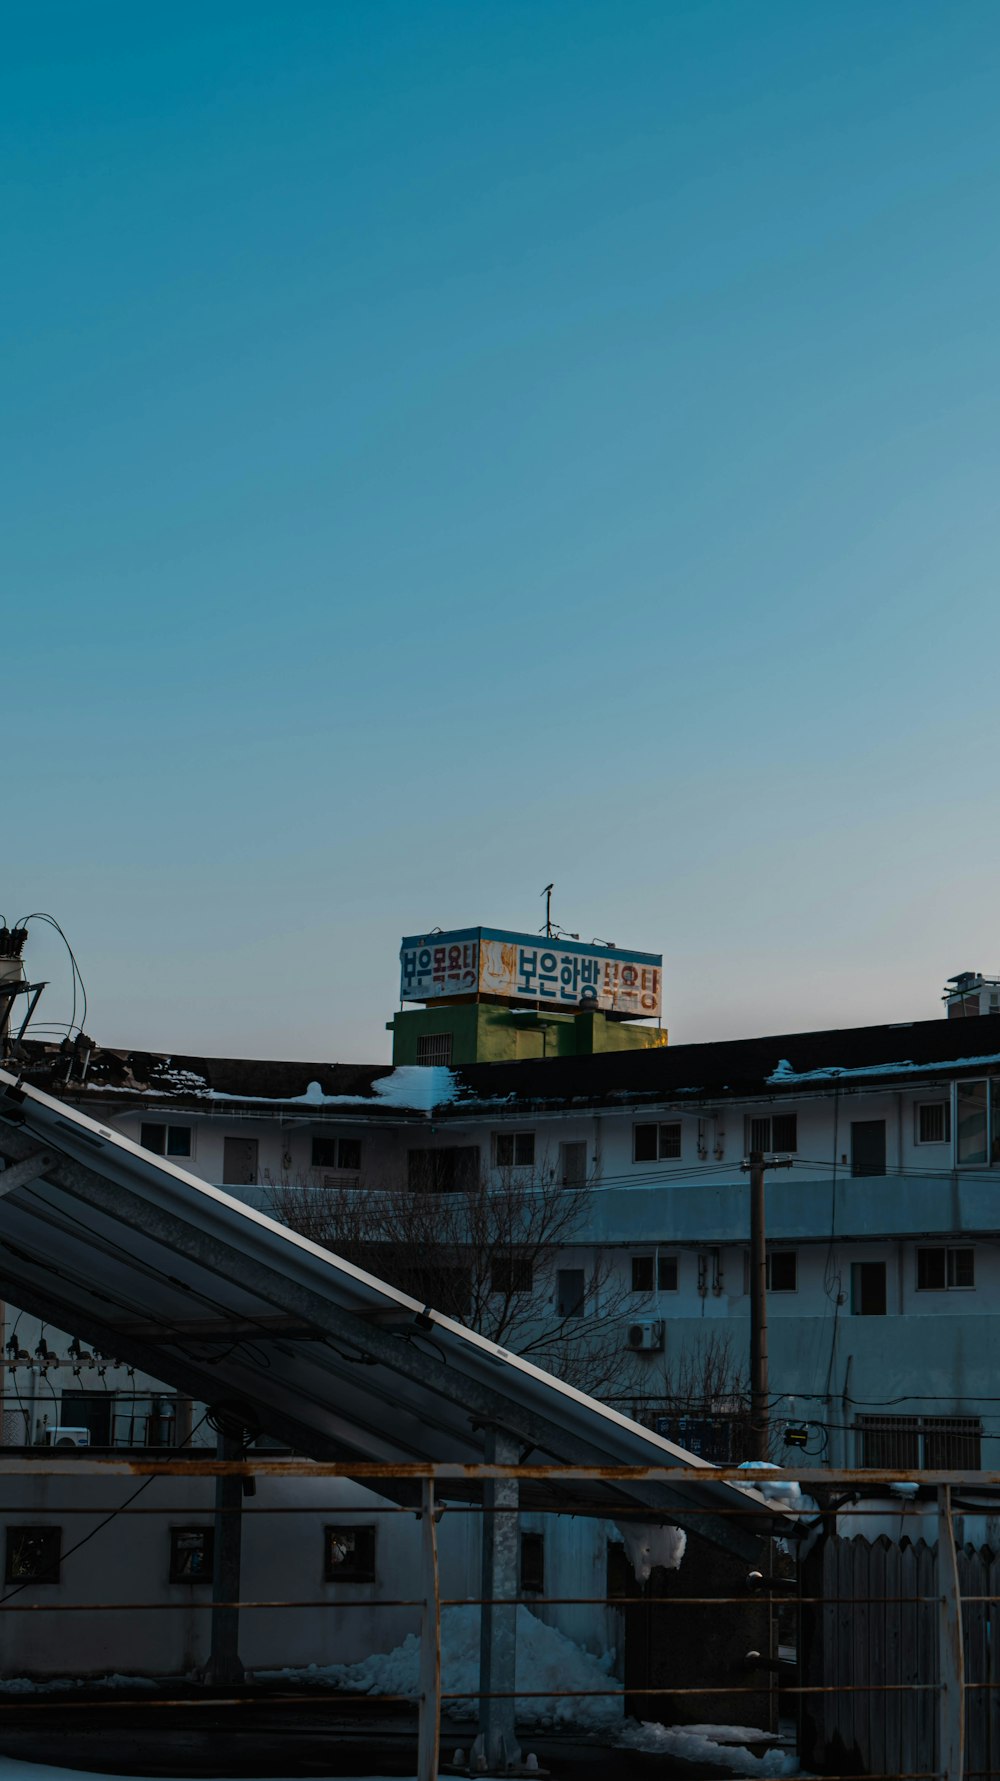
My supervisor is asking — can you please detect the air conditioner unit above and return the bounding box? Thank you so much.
[626,1320,664,1352]
[45,1427,91,1448]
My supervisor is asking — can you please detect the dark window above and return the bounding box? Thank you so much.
[325,1525,376,1583]
[416,1032,453,1066]
[851,1120,886,1178]
[520,1532,545,1593]
[631,1256,654,1293]
[856,1415,921,1469]
[851,1261,887,1316]
[633,1124,681,1163]
[169,1527,214,1583]
[917,1103,950,1144]
[141,1123,191,1158]
[746,1114,798,1154]
[312,1136,362,1172]
[491,1257,533,1295]
[494,1132,535,1168]
[923,1417,981,1468]
[767,1251,797,1292]
[658,1255,679,1292]
[917,1247,974,1291]
[5,1527,60,1585]
[60,1393,113,1445]
[556,1268,585,1318]
[407,1147,480,1193]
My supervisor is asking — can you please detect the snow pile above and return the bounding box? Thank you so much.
[208,1066,460,1112]
[260,1603,621,1728]
[614,1521,686,1581]
[616,1720,799,1775]
[768,1051,1000,1086]
[735,1463,817,1517]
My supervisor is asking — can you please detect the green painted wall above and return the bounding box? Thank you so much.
[387,1003,667,1066]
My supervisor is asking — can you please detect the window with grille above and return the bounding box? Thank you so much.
[633,1123,682,1163]
[494,1131,535,1168]
[745,1114,797,1154]
[916,1247,975,1290]
[856,1414,981,1469]
[416,1032,453,1066]
[916,1102,950,1145]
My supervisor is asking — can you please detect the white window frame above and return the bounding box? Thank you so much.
[915,1101,951,1145]
[744,1113,798,1155]
[632,1122,682,1164]
[140,1122,194,1160]
[915,1246,975,1291]
[494,1131,536,1169]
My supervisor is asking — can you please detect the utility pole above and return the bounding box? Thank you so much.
[742,1149,793,1462]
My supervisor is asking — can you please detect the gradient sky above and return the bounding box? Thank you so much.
[7,2,1000,1061]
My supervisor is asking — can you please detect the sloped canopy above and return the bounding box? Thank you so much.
[0,1066,775,1561]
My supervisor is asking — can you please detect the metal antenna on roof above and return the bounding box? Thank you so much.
[540,884,554,938]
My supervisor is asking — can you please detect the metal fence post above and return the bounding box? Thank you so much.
[937,1482,965,1781]
[418,1478,442,1781]
[473,1430,521,1772]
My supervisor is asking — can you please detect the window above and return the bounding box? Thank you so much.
[633,1254,679,1291]
[407,1146,480,1193]
[956,1078,1000,1165]
[60,1392,113,1445]
[520,1532,545,1594]
[745,1114,798,1155]
[631,1256,654,1293]
[916,1247,975,1291]
[916,1102,950,1145]
[169,1527,214,1583]
[633,1123,682,1163]
[494,1131,536,1168]
[556,1268,585,1318]
[491,1256,533,1295]
[312,1136,362,1172]
[856,1415,981,1469]
[416,1032,453,1066]
[851,1261,887,1315]
[5,1527,60,1585]
[325,1525,376,1583]
[141,1123,192,1158]
[766,1251,797,1292]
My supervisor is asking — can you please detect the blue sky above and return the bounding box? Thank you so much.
[6,2,1000,1060]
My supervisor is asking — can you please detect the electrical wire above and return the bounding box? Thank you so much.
[13,913,88,1040]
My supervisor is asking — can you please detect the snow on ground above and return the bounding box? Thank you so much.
[615,1720,800,1775]
[0,1676,156,1696]
[258,1602,621,1729]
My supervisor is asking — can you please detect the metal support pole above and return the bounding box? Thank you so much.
[473,1427,521,1773]
[749,1150,769,1462]
[418,1479,441,1781]
[206,1426,245,1684]
[937,1482,964,1781]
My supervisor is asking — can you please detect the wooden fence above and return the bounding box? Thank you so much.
[800,1535,1000,1779]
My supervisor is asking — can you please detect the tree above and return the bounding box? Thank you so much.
[268,1163,646,1401]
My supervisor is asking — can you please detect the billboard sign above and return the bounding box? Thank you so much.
[399,927,662,1019]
